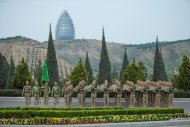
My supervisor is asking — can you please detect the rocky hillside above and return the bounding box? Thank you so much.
[47,38,190,80]
[1,36,190,80]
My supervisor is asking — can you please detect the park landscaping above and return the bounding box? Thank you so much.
[0,106,189,125]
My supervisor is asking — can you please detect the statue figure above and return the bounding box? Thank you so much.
[123,81,135,107]
[22,81,31,106]
[32,82,40,105]
[136,80,148,107]
[90,80,97,107]
[52,82,60,106]
[110,80,122,106]
[102,80,109,106]
[76,80,85,107]
[62,81,70,106]
[44,81,51,106]
[68,80,73,106]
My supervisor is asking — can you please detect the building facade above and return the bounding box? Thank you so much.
[55,10,75,41]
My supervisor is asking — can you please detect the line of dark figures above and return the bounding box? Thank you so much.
[22,80,174,107]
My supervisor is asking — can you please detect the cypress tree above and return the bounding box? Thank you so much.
[98,28,111,85]
[0,52,9,88]
[69,58,88,87]
[6,52,15,88]
[177,55,190,90]
[47,24,59,86]
[159,48,168,81]
[152,37,160,81]
[152,37,168,81]
[85,52,93,84]
[111,68,118,82]
[120,47,129,80]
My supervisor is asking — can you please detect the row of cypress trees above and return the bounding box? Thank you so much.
[1,25,168,89]
[46,25,168,86]
[97,30,168,85]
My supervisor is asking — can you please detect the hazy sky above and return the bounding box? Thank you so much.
[0,0,190,44]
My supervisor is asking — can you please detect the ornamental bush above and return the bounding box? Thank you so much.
[174,90,190,98]
[0,106,124,111]
[0,107,184,118]
[0,89,22,96]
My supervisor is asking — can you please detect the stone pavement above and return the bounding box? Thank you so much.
[0,97,190,127]
[0,97,190,112]
[0,120,190,127]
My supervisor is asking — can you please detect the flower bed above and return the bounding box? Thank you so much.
[1,114,189,125]
[0,106,186,125]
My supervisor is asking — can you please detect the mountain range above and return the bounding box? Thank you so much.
[1,36,190,80]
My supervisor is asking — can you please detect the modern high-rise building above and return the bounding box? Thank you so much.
[55,10,75,40]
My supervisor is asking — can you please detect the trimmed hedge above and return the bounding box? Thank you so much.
[0,108,184,118]
[0,106,124,111]
[174,90,190,98]
[0,89,22,97]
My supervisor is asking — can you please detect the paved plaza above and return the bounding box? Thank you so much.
[0,97,190,112]
[0,97,190,127]
[0,120,190,127]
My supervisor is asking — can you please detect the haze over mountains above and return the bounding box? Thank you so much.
[1,36,190,80]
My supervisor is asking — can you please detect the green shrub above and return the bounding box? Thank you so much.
[0,106,124,111]
[174,90,190,98]
[0,108,184,118]
[0,89,22,97]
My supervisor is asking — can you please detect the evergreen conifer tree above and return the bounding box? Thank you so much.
[0,52,9,88]
[111,68,118,82]
[138,61,147,81]
[122,58,144,83]
[120,47,129,80]
[85,52,93,84]
[152,37,168,81]
[6,52,15,88]
[12,58,32,89]
[98,28,111,85]
[159,48,168,81]
[47,24,59,86]
[177,55,190,90]
[69,58,88,87]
